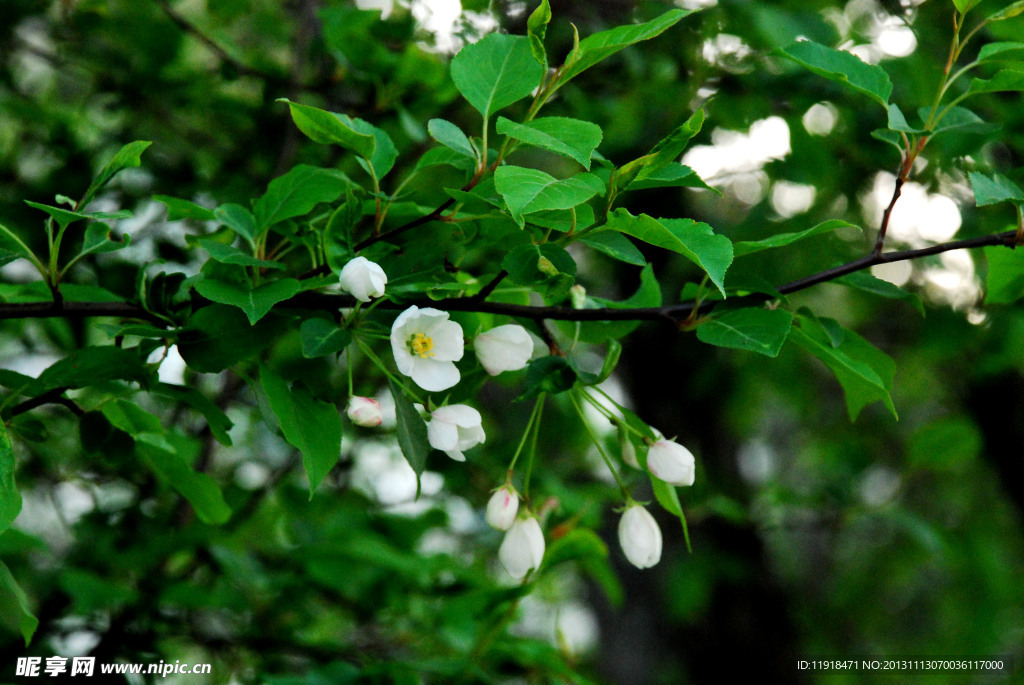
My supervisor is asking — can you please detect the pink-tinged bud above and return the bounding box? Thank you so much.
[499,516,545,579]
[485,485,519,531]
[618,503,662,569]
[346,396,383,427]
[646,439,696,486]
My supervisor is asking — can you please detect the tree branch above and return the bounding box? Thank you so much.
[0,230,1018,325]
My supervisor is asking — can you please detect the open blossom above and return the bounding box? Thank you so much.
[499,516,545,578]
[474,324,533,376]
[647,438,696,486]
[485,485,519,531]
[618,503,662,569]
[426,404,485,461]
[338,256,387,302]
[346,396,382,427]
[391,306,464,392]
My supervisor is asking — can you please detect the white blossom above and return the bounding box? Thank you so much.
[499,516,545,579]
[426,404,485,461]
[647,438,696,486]
[390,306,464,392]
[338,256,387,302]
[485,485,519,531]
[618,503,662,569]
[474,324,533,376]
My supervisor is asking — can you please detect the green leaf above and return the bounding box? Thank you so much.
[887,103,923,133]
[0,422,21,537]
[835,270,925,315]
[154,195,216,221]
[952,0,983,12]
[541,528,608,570]
[427,119,477,159]
[196,236,285,270]
[79,140,152,209]
[527,0,552,68]
[261,365,343,498]
[568,263,662,343]
[969,70,1024,94]
[137,432,232,524]
[627,110,705,185]
[789,315,897,421]
[522,356,577,399]
[921,106,989,135]
[152,383,234,447]
[178,305,284,373]
[502,243,577,285]
[908,416,981,470]
[37,346,151,391]
[389,378,429,496]
[496,117,602,169]
[969,171,1024,206]
[626,164,717,193]
[977,42,1024,62]
[254,165,355,230]
[195,277,303,324]
[342,116,399,179]
[0,560,37,646]
[558,9,695,87]
[986,1,1024,21]
[300,318,353,358]
[277,99,376,159]
[23,201,91,229]
[415,146,477,172]
[494,167,604,226]
[450,33,544,121]
[649,477,690,550]
[777,41,892,108]
[733,219,858,257]
[696,308,793,357]
[579,231,646,266]
[605,209,733,296]
[214,203,259,247]
[984,244,1024,304]
[79,222,130,258]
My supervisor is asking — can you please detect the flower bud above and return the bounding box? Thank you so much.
[474,324,533,376]
[485,485,519,531]
[339,256,387,302]
[346,396,383,427]
[570,284,587,309]
[646,438,696,486]
[499,515,545,579]
[426,404,485,461]
[618,503,662,569]
[618,425,639,469]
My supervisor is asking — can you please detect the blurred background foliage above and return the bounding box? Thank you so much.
[1,0,1023,682]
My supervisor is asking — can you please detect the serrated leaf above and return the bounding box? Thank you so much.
[579,231,646,266]
[389,378,429,496]
[969,171,1024,206]
[342,116,398,179]
[527,0,552,68]
[214,203,259,247]
[0,560,37,646]
[254,165,355,230]
[428,119,477,159]
[80,222,130,257]
[777,41,892,108]
[605,209,732,296]
[450,33,544,121]
[987,1,1024,21]
[558,9,695,87]
[626,164,717,193]
[887,103,923,133]
[969,70,1024,94]
[137,431,232,524]
[977,41,1024,62]
[37,346,151,391]
[496,116,602,169]
[696,308,793,357]
[984,244,1024,304]
[415,146,477,172]
[733,219,858,257]
[195,277,303,325]
[789,315,897,421]
[261,365,342,498]
[300,318,353,358]
[0,422,21,537]
[921,106,988,135]
[80,140,152,209]
[277,99,376,159]
[196,237,285,270]
[629,110,705,184]
[835,270,925,315]
[494,167,604,226]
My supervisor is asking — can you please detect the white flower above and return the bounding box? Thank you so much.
[499,516,545,579]
[390,306,464,392]
[346,396,382,427]
[618,503,662,569]
[474,324,533,376]
[339,256,387,302]
[485,485,519,531]
[426,404,485,461]
[647,438,696,486]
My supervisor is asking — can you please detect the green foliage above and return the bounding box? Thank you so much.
[778,40,893,108]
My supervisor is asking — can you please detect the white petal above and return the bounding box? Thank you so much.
[428,320,466,361]
[457,424,486,450]
[618,505,662,569]
[475,324,533,375]
[444,449,466,462]
[499,517,545,578]
[427,416,459,451]
[410,359,460,392]
[432,404,481,428]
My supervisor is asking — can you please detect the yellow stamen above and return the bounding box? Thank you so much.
[409,332,434,358]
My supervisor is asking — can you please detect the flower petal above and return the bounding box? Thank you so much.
[427,416,459,451]
[410,359,460,392]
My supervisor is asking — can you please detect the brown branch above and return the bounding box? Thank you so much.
[1,230,1019,325]
[4,386,83,419]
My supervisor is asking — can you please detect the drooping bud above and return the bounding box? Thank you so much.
[346,396,383,427]
[485,485,519,531]
[499,515,545,578]
[618,503,662,569]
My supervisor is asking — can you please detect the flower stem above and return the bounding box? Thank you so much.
[354,337,423,404]
[570,389,629,499]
